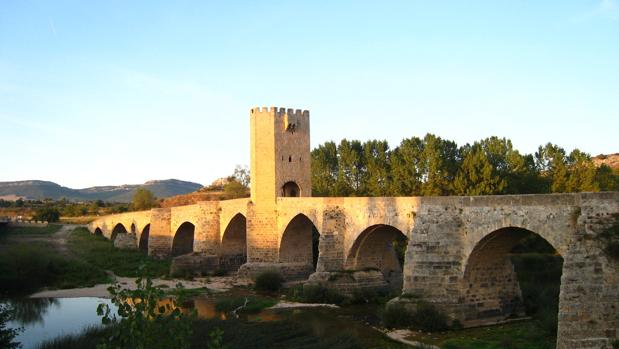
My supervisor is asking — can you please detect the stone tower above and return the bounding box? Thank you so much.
[249,107,311,204]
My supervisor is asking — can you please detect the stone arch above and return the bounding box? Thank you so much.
[139,224,150,253]
[346,224,408,290]
[461,226,563,326]
[172,222,195,257]
[94,227,103,237]
[281,181,300,197]
[279,214,320,268]
[130,223,136,235]
[110,223,128,241]
[220,213,247,272]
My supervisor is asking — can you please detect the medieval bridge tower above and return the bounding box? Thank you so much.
[245,107,313,266]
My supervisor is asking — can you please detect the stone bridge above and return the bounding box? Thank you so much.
[88,107,618,348]
[90,192,618,348]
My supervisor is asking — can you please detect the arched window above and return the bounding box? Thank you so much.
[282,181,300,197]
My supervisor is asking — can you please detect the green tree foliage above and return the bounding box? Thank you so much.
[33,206,60,222]
[311,141,338,196]
[132,187,157,211]
[97,271,194,349]
[0,305,21,349]
[311,135,612,197]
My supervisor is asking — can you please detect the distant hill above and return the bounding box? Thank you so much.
[593,153,619,170]
[0,179,203,203]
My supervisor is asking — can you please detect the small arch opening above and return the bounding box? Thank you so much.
[282,181,300,197]
[288,156,292,162]
[94,228,103,237]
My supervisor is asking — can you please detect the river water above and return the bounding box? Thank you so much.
[4,297,115,349]
[3,296,394,349]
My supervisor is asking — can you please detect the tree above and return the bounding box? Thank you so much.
[311,141,338,196]
[33,206,60,222]
[535,143,569,193]
[565,149,598,192]
[363,140,391,196]
[595,164,619,191]
[232,165,250,188]
[336,139,365,196]
[420,134,459,196]
[453,143,506,195]
[390,137,424,196]
[132,188,157,211]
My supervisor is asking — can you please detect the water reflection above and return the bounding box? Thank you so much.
[2,297,113,349]
[7,298,58,326]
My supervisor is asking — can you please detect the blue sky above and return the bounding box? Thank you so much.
[1,1,618,188]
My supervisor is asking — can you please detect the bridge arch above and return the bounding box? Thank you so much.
[94,227,103,237]
[346,224,408,290]
[139,224,150,253]
[111,223,128,241]
[461,226,563,327]
[220,213,247,271]
[130,223,136,235]
[279,214,320,269]
[172,222,195,257]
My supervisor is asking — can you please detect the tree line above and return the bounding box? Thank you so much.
[311,134,618,197]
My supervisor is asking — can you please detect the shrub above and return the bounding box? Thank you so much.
[97,272,195,349]
[382,305,413,328]
[382,300,449,332]
[33,206,60,222]
[411,301,449,332]
[254,271,284,293]
[301,285,346,304]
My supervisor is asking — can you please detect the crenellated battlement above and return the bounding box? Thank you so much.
[251,106,309,118]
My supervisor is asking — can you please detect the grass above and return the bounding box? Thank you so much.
[415,320,556,349]
[0,224,62,236]
[68,227,170,277]
[0,242,108,295]
[0,226,172,295]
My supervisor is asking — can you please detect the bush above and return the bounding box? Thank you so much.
[382,300,449,332]
[383,305,413,328]
[411,301,449,332]
[97,272,195,349]
[33,206,60,222]
[301,285,346,304]
[254,271,284,293]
